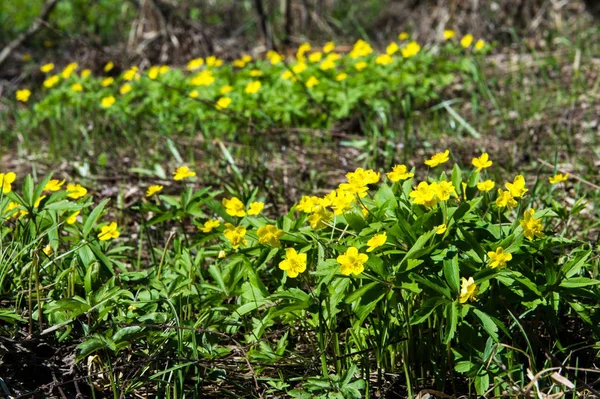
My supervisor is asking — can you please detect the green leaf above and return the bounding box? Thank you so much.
[76,338,107,360]
[374,183,397,210]
[473,308,499,342]
[83,199,110,239]
[444,301,458,344]
[455,360,475,374]
[348,281,387,326]
[208,264,228,295]
[559,277,600,288]
[410,297,446,325]
[345,211,366,232]
[560,249,591,279]
[399,229,436,270]
[443,252,460,294]
[22,175,34,207]
[451,163,463,195]
[475,372,490,396]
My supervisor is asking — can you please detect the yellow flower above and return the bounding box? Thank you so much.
[477,180,495,192]
[190,70,215,86]
[443,30,455,40]
[220,85,233,94]
[386,42,399,55]
[16,89,31,102]
[34,195,46,208]
[398,32,409,40]
[435,224,447,235]
[250,69,262,77]
[349,39,373,58]
[307,206,333,229]
[281,70,294,81]
[146,185,163,197]
[40,63,54,73]
[257,224,285,247]
[267,51,283,65]
[376,54,393,65]
[248,202,264,216]
[366,232,386,252]
[433,181,456,201]
[218,249,226,258]
[296,43,311,60]
[3,201,20,218]
[98,222,120,241]
[200,219,220,233]
[215,97,232,110]
[278,248,307,278]
[308,52,322,63]
[71,83,83,92]
[346,168,380,186]
[520,208,544,241]
[459,277,477,303]
[495,189,517,208]
[43,244,53,256]
[425,150,450,167]
[80,69,91,78]
[206,55,219,67]
[505,175,528,198]
[223,223,247,249]
[461,34,473,48]
[101,77,114,87]
[327,189,355,215]
[159,65,169,74]
[104,61,114,72]
[323,41,335,53]
[472,153,492,172]
[66,211,80,225]
[319,59,336,70]
[173,166,196,181]
[128,305,137,311]
[291,62,306,74]
[189,90,199,98]
[401,41,421,58]
[187,58,204,71]
[61,62,78,78]
[0,172,17,194]
[43,75,60,88]
[306,76,319,88]
[67,184,87,199]
[245,80,261,94]
[101,96,116,108]
[336,73,348,81]
[326,53,341,61]
[386,164,414,182]
[355,61,367,71]
[123,67,139,81]
[549,173,569,184]
[487,247,512,269]
[120,84,132,95]
[295,196,320,213]
[222,197,246,217]
[242,55,252,63]
[409,181,437,208]
[233,59,246,68]
[44,179,65,191]
[337,247,368,276]
[475,39,485,50]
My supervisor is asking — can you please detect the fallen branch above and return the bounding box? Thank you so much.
[0,0,62,68]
